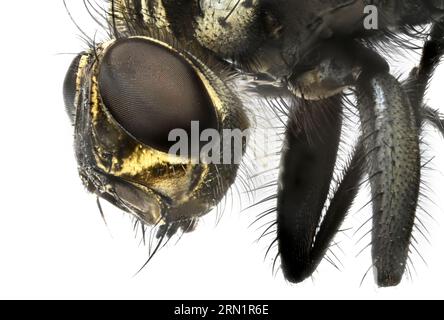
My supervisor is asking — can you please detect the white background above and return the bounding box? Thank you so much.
[1,1,444,300]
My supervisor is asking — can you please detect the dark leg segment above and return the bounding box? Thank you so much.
[277,96,364,283]
[357,72,421,287]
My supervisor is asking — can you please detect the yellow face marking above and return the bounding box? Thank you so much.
[90,76,100,123]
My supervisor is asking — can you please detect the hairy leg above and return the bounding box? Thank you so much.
[277,95,365,283]
[357,70,421,287]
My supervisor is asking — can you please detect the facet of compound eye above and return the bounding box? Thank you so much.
[63,53,84,123]
[98,37,218,153]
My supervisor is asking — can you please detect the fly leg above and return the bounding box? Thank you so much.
[277,95,365,283]
[357,50,421,286]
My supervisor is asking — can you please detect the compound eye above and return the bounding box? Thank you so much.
[63,53,84,123]
[98,38,218,153]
